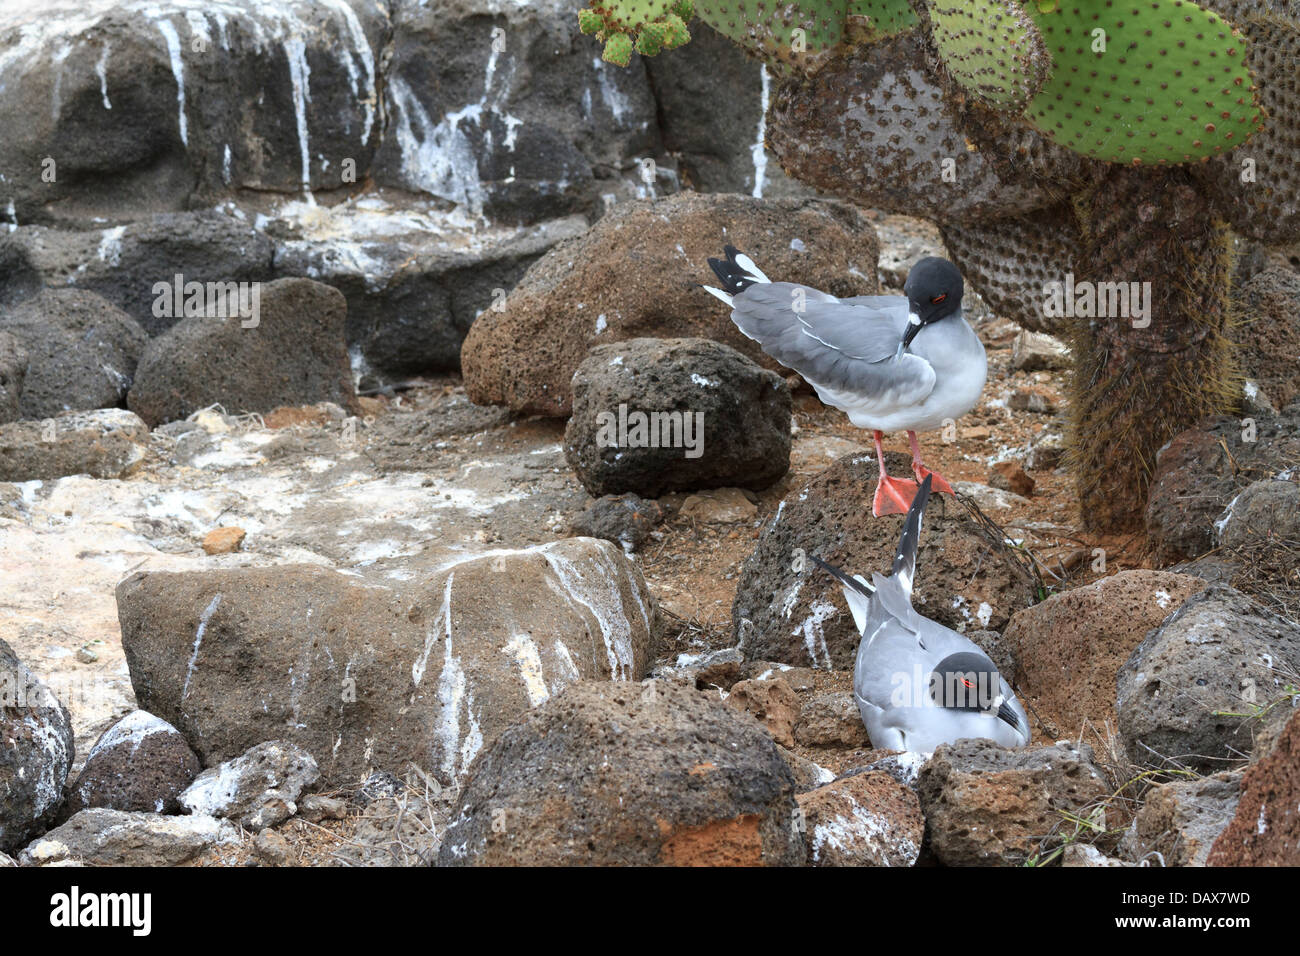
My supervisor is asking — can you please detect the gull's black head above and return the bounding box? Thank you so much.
[928,651,1001,713]
[902,257,964,349]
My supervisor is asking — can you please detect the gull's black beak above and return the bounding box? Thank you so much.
[901,314,923,351]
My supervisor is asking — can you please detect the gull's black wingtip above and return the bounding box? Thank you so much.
[890,473,932,582]
[809,554,875,599]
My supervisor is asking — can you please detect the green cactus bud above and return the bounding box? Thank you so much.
[671,0,694,21]
[636,26,664,55]
[660,14,691,49]
[603,31,634,66]
[578,9,603,35]
[1022,0,1262,165]
[926,0,1050,112]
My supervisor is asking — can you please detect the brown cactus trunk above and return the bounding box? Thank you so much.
[1067,167,1238,532]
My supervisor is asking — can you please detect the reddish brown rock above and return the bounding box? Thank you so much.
[1208,709,1300,865]
[439,681,805,866]
[202,527,246,555]
[990,460,1035,497]
[725,677,800,748]
[794,692,872,749]
[796,771,923,866]
[461,192,880,417]
[1003,570,1206,738]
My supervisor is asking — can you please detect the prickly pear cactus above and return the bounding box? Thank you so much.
[580,0,695,65]
[1021,0,1263,164]
[927,0,1049,110]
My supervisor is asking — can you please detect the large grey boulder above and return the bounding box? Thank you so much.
[1117,585,1300,772]
[117,538,658,788]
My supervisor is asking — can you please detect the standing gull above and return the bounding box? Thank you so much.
[811,475,1031,752]
[703,246,985,516]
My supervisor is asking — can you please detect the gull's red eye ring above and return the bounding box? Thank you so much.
[930,293,947,304]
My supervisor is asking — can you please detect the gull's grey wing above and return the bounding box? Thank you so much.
[729,282,936,403]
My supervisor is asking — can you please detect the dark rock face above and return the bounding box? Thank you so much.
[917,740,1110,866]
[371,0,660,224]
[462,192,880,417]
[0,638,75,853]
[116,539,657,788]
[1117,586,1300,772]
[564,338,792,497]
[1003,571,1206,739]
[0,288,147,417]
[1216,479,1300,551]
[733,453,1035,669]
[64,710,200,817]
[1146,404,1300,563]
[127,277,360,426]
[0,331,26,423]
[0,3,387,225]
[1209,709,1300,865]
[439,681,806,866]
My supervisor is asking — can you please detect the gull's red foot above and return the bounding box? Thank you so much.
[872,474,920,517]
[911,464,955,496]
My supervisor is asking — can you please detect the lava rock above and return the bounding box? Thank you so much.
[733,452,1035,668]
[568,493,665,552]
[793,692,872,749]
[564,337,791,497]
[127,277,360,427]
[462,192,880,417]
[989,460,1035,497]
[180,740,320,830]
[1215,479,1300,550]
[1147,404,1300,562]
[678,487,760,523]
[918,739,1110,866]
[796,771,924,867]
[1208,709,1300,865]
[1117,586,1300,772]
[1118,771,1241,867]
[202,526,247,555]
[0,408,150,481]
[1003,570,1206,738]
[64,710,200,817]
[0,638,75,853]
[439,681,806,866]
[724,677,800,749]
[0,331,26,424]
[1010,331,1070,371]
[0,288,147,417]
[117,538,657,788]
[252,827,292,866]
[20,809,237,867]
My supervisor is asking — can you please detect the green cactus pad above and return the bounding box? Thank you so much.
[579,9,604,34]
[596,0,678,33]
[604,31,635,65]
[1023,0,1263,165]
[637,26,665,54]
[661,13,692,47]
[672,0,695,20]
[847,0,920,38]
[926,0,1051,111]
[694,0,849,66]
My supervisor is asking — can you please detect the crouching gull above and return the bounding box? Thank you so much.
[810,475,1030,752]
[704,246,985,516]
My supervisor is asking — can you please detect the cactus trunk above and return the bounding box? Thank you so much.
[1065,168,1239,532]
